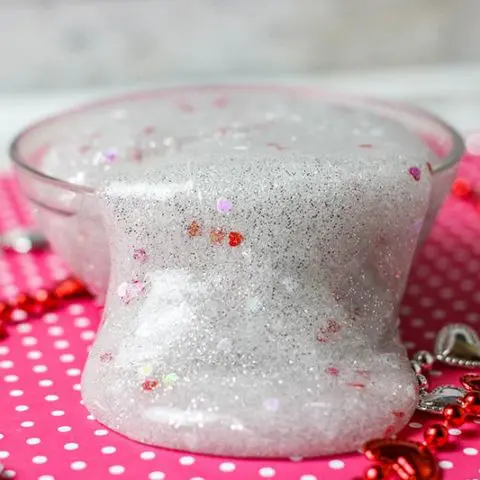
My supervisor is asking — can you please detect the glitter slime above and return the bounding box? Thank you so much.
[10,87,463,457]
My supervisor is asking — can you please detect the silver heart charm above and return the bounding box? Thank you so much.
[417,385,466,414]
[435,323,480,368]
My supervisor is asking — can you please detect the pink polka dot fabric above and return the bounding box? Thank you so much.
[1,151,480,480]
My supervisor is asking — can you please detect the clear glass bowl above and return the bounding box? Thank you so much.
[10,86,464,299]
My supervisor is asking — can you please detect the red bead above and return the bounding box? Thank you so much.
[0,320,9,340]
[33,289,59,315]
[10,293,36,315]
[228,231,244,247]
[443,403,466,427]
[54,277,89,300]
[451,178,472,198]
[424,423,449,449]
[461,392,480,416]
[364,465,387,480]
[0,302,13,321]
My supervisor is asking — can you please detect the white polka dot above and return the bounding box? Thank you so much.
[0,360,13,369]
[16,323,32,333]
[48,326,64,336]
[27,351,42,360]
[39,379,53,387]
[0,346,9,355]
[51,410,65,416]
[449,428,462,436]
[11,309,27,322]
[0,433,3,440]
[39,475,55,480]
[15,405,29,412]
[109,465,125,475]
[54,340,69,350]
[424,331,436,339]
[45,395,59,402]
[73,383,81,391]
[300,476,317,480]
[64,443,79,451]
[328,460,344,470]
[43,313,58,324]
[86,414,95,420]
[60,354,75,363]
[101,446,116,454]
[57,426,71,433]
[0,451,10,459]
[189,478,205,480]
[432,309,447,319]
[74,316,90,328]
[21,421,34,428]
[179,456,196,466]
[69,304,84,315]
[33,364,48,373]
[22,336,37,346]
[430,370,443,377]
[404,341,415,350]
[439,460,453,469]
[466,312,480,323]
[140,451,156,460]
[258,467,276,477]
[71,461,87,471]
[32,455,47,464]
[4,374,18,382]
[26,437,41,445]
[409,422,422,428]
[464,447,478,455]
[219,462,236,472]
[81,330,95,341]
[67,368,81,377]
[411,318,424,327]
[94,429,108,436]
[10,389,23,397]
[148,473,165,480]
[2,469,15,479]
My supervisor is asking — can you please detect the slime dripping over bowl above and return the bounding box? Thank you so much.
[9,86,464,457]
[10,86,463,300]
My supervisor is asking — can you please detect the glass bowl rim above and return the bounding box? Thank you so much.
[9,84,465,194]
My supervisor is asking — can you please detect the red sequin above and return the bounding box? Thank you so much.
[142,379,159,391]
[267,142,288,151]
[325,366,339,376]
[100,352,113,363]
[210,229,226,245]
[228,231,244,247]
[392,411,405,419]
[408,167,422,181]
[213,97,228,109]
[358,144,373,149]
[187,221,202,238]
[451,178,472,198]
[347,382,366,389]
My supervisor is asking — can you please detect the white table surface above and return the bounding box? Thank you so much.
[2,64,480,172]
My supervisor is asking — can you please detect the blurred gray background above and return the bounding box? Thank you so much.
[1,0,479,91]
